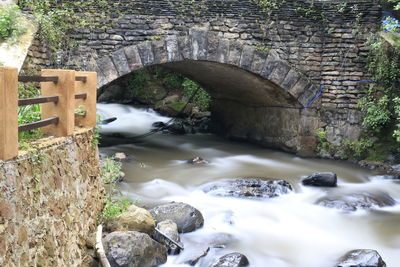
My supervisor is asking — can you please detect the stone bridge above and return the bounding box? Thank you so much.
[26,0,381,155]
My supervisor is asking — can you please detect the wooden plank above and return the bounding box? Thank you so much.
[18,76,58,83]
[18,96,59,106]
[75,76,87,82]
[18,117,59,133]
[75,71,97,128]
[75,93,87,100]
[41,69,75,137]
[0,67,18,161]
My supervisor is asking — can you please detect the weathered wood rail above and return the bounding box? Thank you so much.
[0,66,97,161]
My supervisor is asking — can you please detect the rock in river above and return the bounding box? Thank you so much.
[105,205,155,234]
[302,172,337,187]
[336,249,386,267]
[202,178,293,199]
[154,219,182,255]
[150,202,204,233]
[105,231,167,267]
[316,191,396,212]
[211,252,250,267]
[187,156,209,166]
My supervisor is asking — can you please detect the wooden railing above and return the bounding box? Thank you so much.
[0,67,97,161]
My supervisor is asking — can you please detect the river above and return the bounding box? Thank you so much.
[98,103,400,267]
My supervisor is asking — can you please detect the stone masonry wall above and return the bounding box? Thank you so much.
[24,0,382,155]
[0,128,104,266]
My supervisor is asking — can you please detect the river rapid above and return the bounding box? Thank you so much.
[98,103,400,267]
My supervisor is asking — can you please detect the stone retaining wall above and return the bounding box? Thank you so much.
[0,128,104,266]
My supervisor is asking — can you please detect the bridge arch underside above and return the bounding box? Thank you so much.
[95,33,321,155]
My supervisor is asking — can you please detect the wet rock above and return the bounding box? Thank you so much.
[166,121,186,134]
[152,121,166,129]
[154,220,182,255]
[203,178,293,199]
[316,191,396,212]
[105,231,167,267]
[100,117,117,125]
[187,156,209,166]
[105,205,155,235]
[336,249,386,267]
[211,252,250,267]
[302,172,337,187]
[114,152,127,161]
[149,202,204,233]
[177,245,210,266]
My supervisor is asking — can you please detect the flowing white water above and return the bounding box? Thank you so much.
[98,103,400,267]
[97,103,170,136]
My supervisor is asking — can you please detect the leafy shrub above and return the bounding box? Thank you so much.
[100,157,124,184]
[18,104,43,141]
[0,5,26,42]
[182,78,211,111]
[101,197,130,220]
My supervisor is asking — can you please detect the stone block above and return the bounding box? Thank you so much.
[227,40,243,66]
[137,41,155,66]
[250,50,267,75]
[124,45,143,71]
[239,45,255,71]
[189,28,208,60]
[178,36,192,60]
[215,39,230,64]
[280,69,300,92]
[152,40,168,65]
[166,35,181,62]
[97,56,119,84]
[289,78,309,99]
[268,61,291,85]
[206,31,221,62]
[111,49,130,76]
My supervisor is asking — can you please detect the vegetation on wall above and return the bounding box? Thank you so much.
[0,5,26,43]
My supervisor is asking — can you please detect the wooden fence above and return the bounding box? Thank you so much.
[0,67,97,161]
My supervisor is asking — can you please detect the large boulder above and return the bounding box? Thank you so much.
[336,249,386,267]
[149,202,204,233]
[301,172,337,187]
[316,191,396,212]
[105,231,167,267]
[202,178,293,199]
[211,252,250,267]
[105,205,155,234]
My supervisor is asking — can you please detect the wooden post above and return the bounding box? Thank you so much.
[41,69,75,137]
[0,67,18,161]
[75,71,97,128]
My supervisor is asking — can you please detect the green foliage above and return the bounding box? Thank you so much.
[359,95,391,132]
[18,0,110,50]
[254,43,270,53]
[163,73,184,89]
[168,101,188,112]
[182,78,211,111]
[315,128,331,153]
[362,35,400,145]
[0,5,26,43]
[387,0,400,10]
[100,156,124,184]
[251,0,285,15]
[18,104,44,142]
[101,196,131,220]
[343,138,375,161]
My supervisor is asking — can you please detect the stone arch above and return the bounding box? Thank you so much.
[93,29,319,108]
